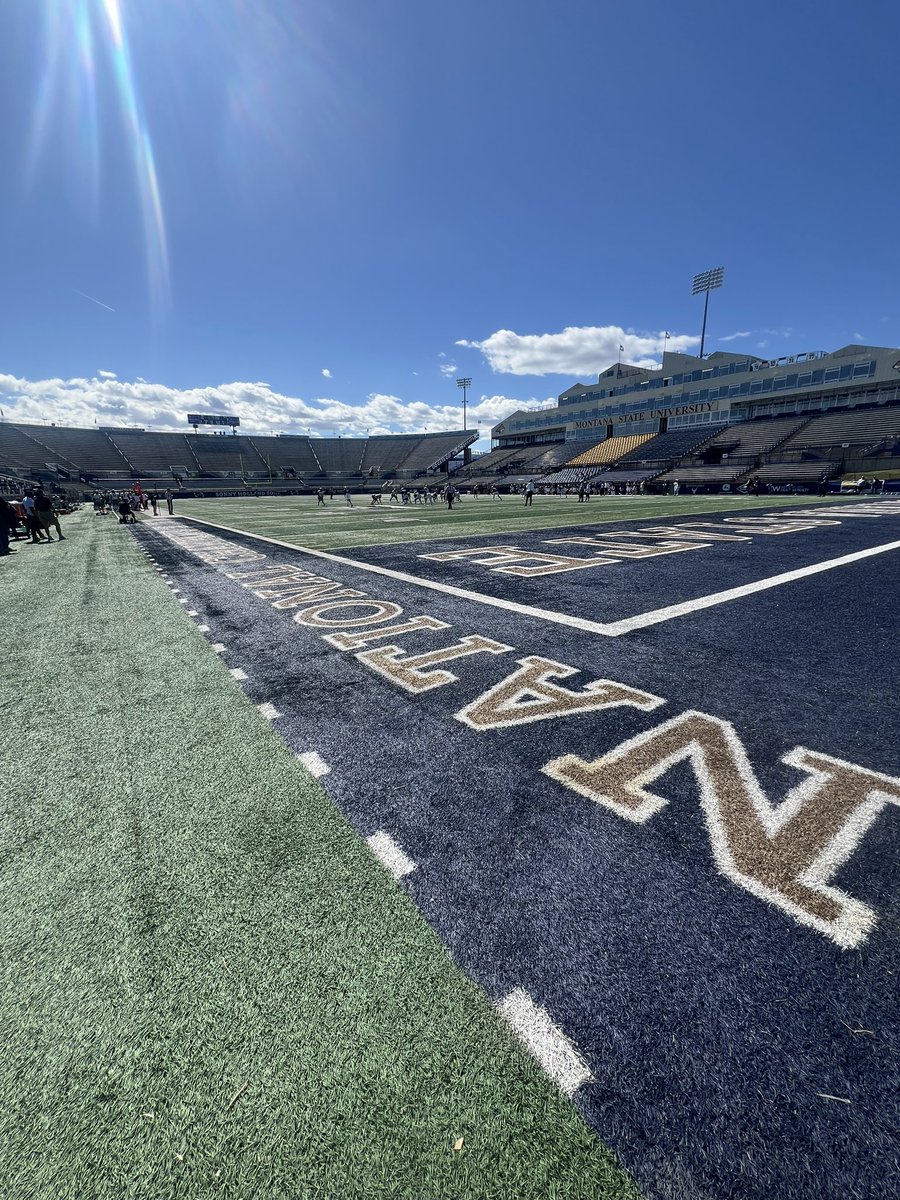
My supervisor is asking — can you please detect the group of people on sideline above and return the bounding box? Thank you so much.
[0,487,67,557]
[92,487,175,520]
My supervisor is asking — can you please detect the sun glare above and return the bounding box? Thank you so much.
[29,0,170,317]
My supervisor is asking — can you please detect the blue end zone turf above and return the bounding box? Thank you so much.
[134,501,900,1200]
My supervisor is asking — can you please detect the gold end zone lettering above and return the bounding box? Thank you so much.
[641,525,751,542]
[456,657,664,729]
[547,536,708,560]
[272,583,366,609]
[419,545,616,576]
[357,635,513,694]
[719,518,840,535]
[294,600,404,628]
[325,615,450,651]
[543,711,900,948]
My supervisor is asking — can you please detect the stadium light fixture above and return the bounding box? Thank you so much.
[691,266,725,359]
[456,377,472,430]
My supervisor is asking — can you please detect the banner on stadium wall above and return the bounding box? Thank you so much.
[572,400,724,432]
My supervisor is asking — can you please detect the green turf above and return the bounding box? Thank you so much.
[0,512,639,1200]
[176,492,864,551]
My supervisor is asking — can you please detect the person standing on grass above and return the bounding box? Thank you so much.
[317,487,326,507]
[344,487,353,507]
[524,480,535,507]
[34,489,65,541]
[165,488,174,515]
[21,492,47,543]
[445,484,455,510]
[149,491,159,515]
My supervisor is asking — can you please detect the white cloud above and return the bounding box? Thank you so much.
[321,368,332,379]
[0,372,551,438]
[718,331,752,343]
[437,351,447,358]
[456,325,699,376]
[97,369,117,378]
[439,362,458,378]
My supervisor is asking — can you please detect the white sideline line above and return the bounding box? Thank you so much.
[197,624,210,633]
[297,750,331,778]
[366,830,416,880]
[177,516,900,638]
[187,609,199,616]
[212,642,226,653]
[497,988,593,1097]
[257,702,281,720]
[601,537,900,635]
[178,597,189,604]
[229,667,248,681]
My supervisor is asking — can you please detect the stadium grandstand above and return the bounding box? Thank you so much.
[480,340,900,493]
[0,423,477,495]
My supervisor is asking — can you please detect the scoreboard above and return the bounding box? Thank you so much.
[186,413,240,428]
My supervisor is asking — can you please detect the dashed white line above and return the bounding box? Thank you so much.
[197,624,210,633]
[187,609,199,616]
[366,830,416,880]
[212,643,226,653]
[177,597,189,604]
[257,702,281,720]
[229,667,248,681]
[297,750,331,778]
[497,988,593,1096]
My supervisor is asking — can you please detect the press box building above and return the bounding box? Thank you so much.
[490,343,900,449]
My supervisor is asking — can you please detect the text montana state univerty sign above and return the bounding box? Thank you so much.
[574,401,718,430]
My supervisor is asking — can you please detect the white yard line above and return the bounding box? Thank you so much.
[297,750,331,778]
[177,515,900,638]
[366,830,416,880]
[497,988,593,1096]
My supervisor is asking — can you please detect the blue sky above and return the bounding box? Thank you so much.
[1,0,899,444]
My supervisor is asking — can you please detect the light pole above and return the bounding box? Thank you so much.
[691,266,725,359]
[456,377,472,430]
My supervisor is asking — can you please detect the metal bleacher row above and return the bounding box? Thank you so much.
[0,423,475,486]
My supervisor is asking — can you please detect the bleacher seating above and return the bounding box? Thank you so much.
[360,435,424,476]
[309,438,367,474]
[106,430,197,475]
[777,405,900,451]
[248,436,323,475]
[462,446,533,475]
[703,415,808,458]
[186,434,267,474]
[654,465,743,485]
[0,424,85,473]
[515,443,571,473]
[538,467,599,485]
[752,461,841,484]
[616,426,720,464]
[592,467,661,484]
[29,426,132,474]
[402,430,473,472]
[564,432,657,468]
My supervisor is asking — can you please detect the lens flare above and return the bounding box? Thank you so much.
[98,0,170,315]
[28,1,170,317]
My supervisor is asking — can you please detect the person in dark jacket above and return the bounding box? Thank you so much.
[34,489,64,541]
[0,498,17,556]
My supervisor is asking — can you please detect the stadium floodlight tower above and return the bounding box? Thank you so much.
[691,266,725,359]
[456,377,472,430]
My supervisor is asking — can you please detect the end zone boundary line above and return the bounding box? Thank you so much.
[173,515,900,639]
